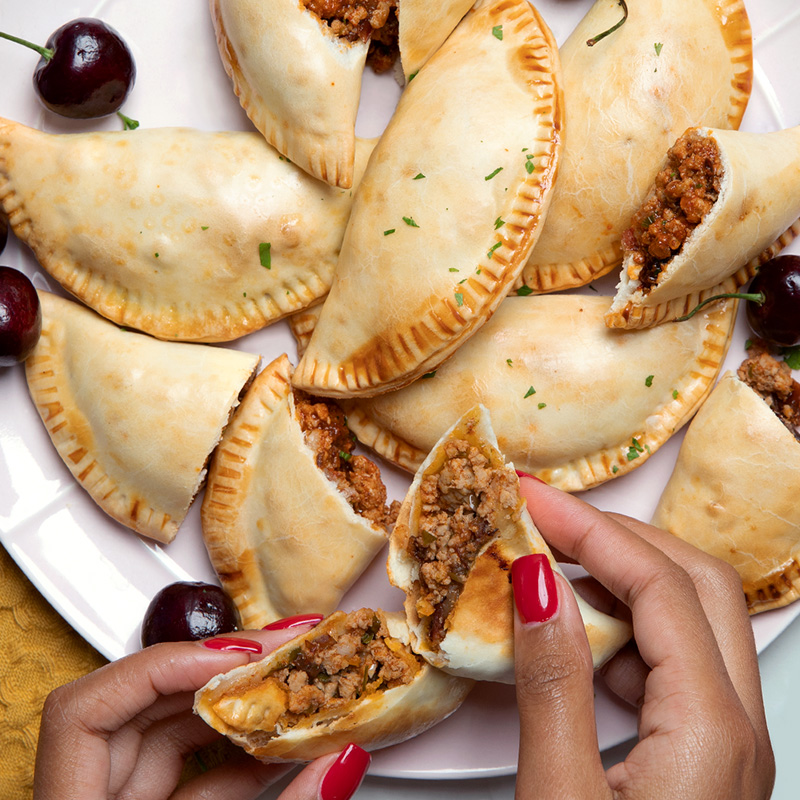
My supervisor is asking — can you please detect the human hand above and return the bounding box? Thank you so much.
[33,617,370,800]
[511,476,775,800]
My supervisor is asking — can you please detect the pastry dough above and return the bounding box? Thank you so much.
[0,118,373,342]
[606,126,800,329]
[194,608,474,762]
[387,405,632,683]
[211,0,472,188]
[24,292,260,543]
[201,354,395,628]
[291,295,736,490]
[652,372,800,614]
[293,0,564,397]
[519,0,753,294]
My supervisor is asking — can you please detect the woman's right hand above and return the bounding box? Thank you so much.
[512,476,775,800]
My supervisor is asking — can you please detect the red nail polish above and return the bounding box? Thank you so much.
[262,613,324,630]
[512,553,558,624]
[202,637,262,653]
[320,743,371,800]
[515,470,546,483]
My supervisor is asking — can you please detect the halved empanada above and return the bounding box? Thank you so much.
[194,608,474,762]
[24,292,260,543]
[291,295,735,490]
[201,354,398,628]
[652,364,800,614]
[292,0,563,397]
[518,0,752,294]
[606,126,800,329]
[0,118,373,342]
[211,0,472,188]
[387,405,631,683]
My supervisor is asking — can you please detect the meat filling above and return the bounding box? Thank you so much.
[269,609,420,727]
[738,340,800,441]
[301,0,400,73]
[294,390,400,530]
[622,130,724,292]
[409,439,518,647]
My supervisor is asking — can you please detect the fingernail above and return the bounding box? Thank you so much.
[512,554,558,624]
[202,637,262,653]
[515,470,546,483]
[320,743,371,800]
[262,613,324,630]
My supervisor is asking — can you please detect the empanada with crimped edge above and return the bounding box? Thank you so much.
[193,608,474,762]
[387,405,631,683]
[606,126,800,329]
[201,354,395,629]
[210,0,472,188]
[24,291,260,543]
[0,118,373,342]
[289,294,736,491]
[518,0,752,294]
[292,0,563,398]
[652,371,800,615]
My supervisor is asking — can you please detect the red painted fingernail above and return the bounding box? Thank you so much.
[320,743,371,800]
[512,554,558,624]
[202,637,262,653]
[515,470,546,483]
[262,613,324,630]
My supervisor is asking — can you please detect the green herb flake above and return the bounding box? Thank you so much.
[626,437,645,460]
[525,160,535,175]
[492,25,503,40]
[524,386,536,399]
[516,285,534,296]
[243,291,247,297]
[672,389,679,400]
[645,374,654,387]
[783,346,800,370]
[538,402,547,409]
[494,217,505,229]
[458,278,467,284]
[612,465,620,474]
[259,242,272,269]
[485,167,503,181]
[408,69,419,82]
[422,370,437,379]
[413,172,426,180]
[449,267,460,272]
[745,338,753,350]
[403,216,419,227]
[339,450,352,462]
[201,225,209,231]
[654,42,663,56]
[487,242,502,259]
[455,292,464,306]
[383,229,396,236]
[154,252,159,258]
[506,359,513,367]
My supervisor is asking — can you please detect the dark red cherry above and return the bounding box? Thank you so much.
[141,581,241,647]
[746,255,800,348]
[0,18,135,119]
[0,215,7,255]
[0,266,42,367]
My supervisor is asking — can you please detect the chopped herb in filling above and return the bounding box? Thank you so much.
[622,130,724,293]
[409,439,517,647]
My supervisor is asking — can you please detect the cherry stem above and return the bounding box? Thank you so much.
[587,0,628,46]
[675,291,765,322]
[0,30,54,60]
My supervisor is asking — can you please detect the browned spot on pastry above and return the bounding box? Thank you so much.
[78,461,96,482]
[67,448,87,464]
[40,401,63,421]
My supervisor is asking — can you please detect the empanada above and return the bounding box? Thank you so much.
[290,294,735,490]
[211,0,473,188]
[194,608,474,762]
[0,118,373,342]
[292,0,564,397]
[387,405,631,683]
[24,292,260,543]
[652,361,800,614]
[201,354,398,628]
[518,0,752,294]
[606,126,800,329]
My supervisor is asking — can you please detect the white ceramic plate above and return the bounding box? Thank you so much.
[1,0,800,780]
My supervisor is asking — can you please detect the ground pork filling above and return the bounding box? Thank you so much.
[266,609,420,728]
[409,439,518,648]
[301,0,399,73]
[294,390,400,530]
[738,340,800,441]
[622,130,724,293]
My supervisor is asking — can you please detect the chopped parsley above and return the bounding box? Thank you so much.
[494,217,505,229]
[645,374,654,387]
[492,25,503,40]
[259,242,271,268]
[626,438,645,461]
[654,42,663,56]
[449,268,460,272]
[408,69,419,82]
[487,242,502,259]
[422,370,437,379]
[524,386,536,399]
[745,338,753,350]
[201,225,209,230]
[413,172,425,180]
[506,359,513,366]
[455,292,464,306]
[672,389,679,399]
[612,465,620,474]
[538,402,547,409]
[516,285,534,296]
[338,450,352,462]
[403,216,419,227]
[384,229,396,236]
[525,159,535,174]
[783,346,800,370]
[485,167,503,181]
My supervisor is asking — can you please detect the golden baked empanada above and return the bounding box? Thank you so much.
[606,126,800,329]
[291,295,735,490]
[652,364,800,614]
[387,406,631,683]
[24,292,260,543]
[211,0,472,188]
[0,118,373,342]
[293,0,563,397]
[518,0,752,294]
[201,354,398,628]
[194,608,474,762]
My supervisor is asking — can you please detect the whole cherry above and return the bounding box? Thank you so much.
[0,18,136,119]
[0,267,42,367]
[746,254,800,348]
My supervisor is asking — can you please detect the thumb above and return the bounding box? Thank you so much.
[512,554,611,800]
